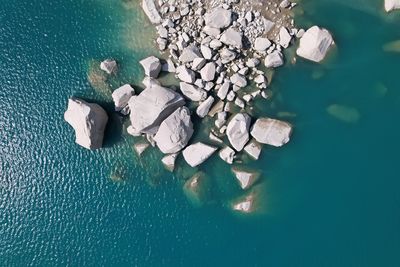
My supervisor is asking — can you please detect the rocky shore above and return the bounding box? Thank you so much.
[65,0,338,213]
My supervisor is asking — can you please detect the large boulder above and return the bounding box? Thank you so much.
[250,118,292,147]
[140,56,162,78]
[142,0,162,24]
[129,84,185,134]
[154,107,194,154]
[204,7,232,29]
[227,113,251,151]
[220,28,243,49]
[296,26,334,63]
[183,142,217,167]
[385,0,400,12]
[112,84,135,112]
[64,98,108,150]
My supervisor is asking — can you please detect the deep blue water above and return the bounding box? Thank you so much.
[1,0,400,266]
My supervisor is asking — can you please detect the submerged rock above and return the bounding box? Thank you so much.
[183,142,217,167]
[327,104,360,123]
[64,98,108,150]
[134,142,150,156]
[232,167,259,190]
[100,59,117,74]
[227,113,251,151]
[112,84,135,112]
[244,140,262,160]
[251,118,292,147]
[296,26,334,63]
[129,84,185,134]
[385,0,400,12]
[154,106,194,154]
[161,153,178,172]
[219,146,235,164]
[183,172,212,206]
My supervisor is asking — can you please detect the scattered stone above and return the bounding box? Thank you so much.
[251,118,292,147]
[279,27,292,48]
[192,57,207,71]
[154,106,194,154]
[217,81,231,100]
[183,142,218,167]
[64,98,108,150]
[200,62,216,82]
[296,26,334,62]
[254,37,272,51]
[176,65,196,83]
[230,73,247,88]
[179,45,202,63]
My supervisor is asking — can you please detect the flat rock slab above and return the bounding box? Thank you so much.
[251,118,292,147]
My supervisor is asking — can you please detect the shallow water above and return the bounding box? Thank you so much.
[1,0,400,266]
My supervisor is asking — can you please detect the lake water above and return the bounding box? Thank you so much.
[1,0,400,266]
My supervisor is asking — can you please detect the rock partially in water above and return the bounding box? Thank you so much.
[244,140,262,160]
[219,146,236,164]
[327,104,360,123]
[227,113,251,151]
[64,98,108,150]
[100,59,117,74]
[385,0,400,12]
[134,142,150,156]
[232,167,259,190]
[183,142,217,167]
[129,84,185,134]
[161,153,178,172]
[196,96,215,118]
[296,26,334,63]
[232,193,256,213]
[265,51,284,68]
[142,0,162,24]
[251,118,292,147]
[112,84,135,112]
[154,106,194,154]
[140,56,162,78]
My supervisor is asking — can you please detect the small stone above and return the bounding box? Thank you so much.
[100,59,117,74]
[196,96,215,118]
[219,146,236,164]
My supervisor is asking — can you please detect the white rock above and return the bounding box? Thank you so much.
[176,65,196,84]
[296,26,334,63]
[232,167,259,190]
[202,26,221,37]
[196,96,215,118]
[192,57,207,71]
[134,142,150,156]
[180,82,207,101]
[219,146,235,164]
[179,45,202,63]
[209,132,223,144]
[254,37,272,51]
[230,73,247,88]
[227,113,251,151]
[244,140,262,160]
[220,28,243,49]
[233,198,253,213]
[217,81,230,100]
[162,59,176,73]
[220,48,237,64]
[100,59,117,74]
[250,118,292,147]
[204,7,232,29]
[161,153,178,172]
[154,106,194,154]
[129,84,185,134]
[112,84,135,112]
[265,51,284,68]
[200,45,213,60]
[200,62,216,82]
[385,0,400,12]
[140,56,161,78]
[183,142,217,167]
[142,0,162,24]
[279,27,292,48]
[64,98,108,150]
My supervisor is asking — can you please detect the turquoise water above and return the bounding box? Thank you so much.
[1,0,400,266]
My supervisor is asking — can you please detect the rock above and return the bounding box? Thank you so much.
[226,113,251,151]
[142,0,162,24]
[200,45,213,60]
[208,100,224,117]
[204,7,232,29]
[250,118,292,147]
[220,48,237,64]
[203,26,221,37]
[192,57,207,71]
[100,59,117,74]
[230,73,247,88]
[196,96,215,118]
[180,82,207,101]
[232,167,259,190]
[140,56,162,78]
[279,0,291,8]
[265,51,284,68]
[219,146,235,164]
[217,81,230,100]
[254,37,272,51]
[134,142,150,156]
[232,197,254,213]
[279,27,292,48]
[183,142,217,167]
[112,84,135,112]
[64,98,108,150]
[183,172,212,206]
[176,66,196,84]
[142,77,161,88]
[244,140,262,160]
[220,28,243,49]
[179,45,202,63]
[162,59,176,73]
[385,0,400,12]
[296,26,334,63]
[154,107,193,154]
[161,153,178,172]
[200,62,216,81]
[129,84,185,134]
[209,132,223,144]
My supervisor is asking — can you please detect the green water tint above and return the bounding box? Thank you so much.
[327,104,361,123]
[383,39,400,52]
